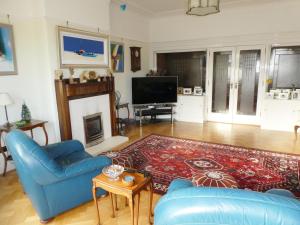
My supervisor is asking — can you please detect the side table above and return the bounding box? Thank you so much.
[92,171,153,225]
[0,119,48,176]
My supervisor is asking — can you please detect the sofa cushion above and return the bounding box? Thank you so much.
[55,151,92,167]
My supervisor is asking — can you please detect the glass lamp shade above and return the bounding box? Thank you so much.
[187,0,220,16]
[0,93,14,106]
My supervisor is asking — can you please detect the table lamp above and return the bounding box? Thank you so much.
[0,93,14,127]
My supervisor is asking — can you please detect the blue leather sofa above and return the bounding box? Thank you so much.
[5,130,112,222]
[155,179,300,225]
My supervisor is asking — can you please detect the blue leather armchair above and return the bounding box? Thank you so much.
[155,179,300,225]
[5,130,112,222]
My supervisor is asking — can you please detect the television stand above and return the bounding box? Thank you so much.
[133,104,176,126]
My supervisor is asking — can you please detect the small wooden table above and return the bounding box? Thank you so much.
[0,120,48,176]
[92,171,153,225]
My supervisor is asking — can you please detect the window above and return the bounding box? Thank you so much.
[157,51,207,92]
[268,46,300,90]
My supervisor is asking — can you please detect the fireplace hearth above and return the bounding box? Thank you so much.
[83,113,104,147]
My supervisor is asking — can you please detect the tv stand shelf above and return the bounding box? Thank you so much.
[133,104,175,126]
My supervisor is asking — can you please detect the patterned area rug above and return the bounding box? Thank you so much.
[100,134,300,196]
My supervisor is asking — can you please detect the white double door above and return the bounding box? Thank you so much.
[207,46,266,125]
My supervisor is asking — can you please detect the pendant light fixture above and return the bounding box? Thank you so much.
[187,0,220,16]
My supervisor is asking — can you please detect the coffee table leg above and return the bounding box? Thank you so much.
[114,194,118,211]
[136,193,140,225]
[295,126,299,139]
[109,193,116,218]
[129,196,135,225]
[92,184,101,225]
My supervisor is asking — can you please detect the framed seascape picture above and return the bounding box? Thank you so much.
[0,23,17,75]
[110,42,124,73]
[58,26,109,68]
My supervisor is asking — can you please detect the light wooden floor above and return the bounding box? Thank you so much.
[0,121,299,225]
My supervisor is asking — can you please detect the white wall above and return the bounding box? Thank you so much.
[110,1,150,42]
[150,0,300,43]
[148,0,300,132]
[110,2,150,118]
[0,0,111,172]
[69,95,112,145]
[0,0,54,141]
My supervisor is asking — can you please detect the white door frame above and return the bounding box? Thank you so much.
[207,45,266,125]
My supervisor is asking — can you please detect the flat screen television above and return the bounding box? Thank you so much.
[132,76,178,105]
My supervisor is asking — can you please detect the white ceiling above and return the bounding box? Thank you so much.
[121,0,283,15]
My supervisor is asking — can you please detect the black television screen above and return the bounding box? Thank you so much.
[132,77,178,105]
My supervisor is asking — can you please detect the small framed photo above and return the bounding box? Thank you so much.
[282,89,291,95]
[177,87,183,94]
[183,88,192,95]
[292,90,300,100]
[194,86,203,96]
[271,89,281,99]
[277,92,290,100]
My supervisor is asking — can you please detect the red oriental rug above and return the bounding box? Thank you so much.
[101,134,300,196]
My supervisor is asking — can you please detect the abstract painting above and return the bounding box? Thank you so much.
[110,42,124,73]
[58,26,109,68]
[0,23,17,75]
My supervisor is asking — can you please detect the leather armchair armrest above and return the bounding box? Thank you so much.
[62,156,112,179]
[43,140,84,159]
[167,179,194,193]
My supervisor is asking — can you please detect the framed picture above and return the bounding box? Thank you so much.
[177,87,183,94]
[270,89,280,99]
[194,86,203,96]
[57,26,109,68]
[183,88,192,95]
[110,42,124,73]
[0,23,17,75]
[292,90,300,100]
[277,92,290,100]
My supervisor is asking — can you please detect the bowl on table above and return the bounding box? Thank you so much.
[102,165,124,181]
[122,175,135,187]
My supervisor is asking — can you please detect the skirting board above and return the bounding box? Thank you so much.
[85,136,129,156]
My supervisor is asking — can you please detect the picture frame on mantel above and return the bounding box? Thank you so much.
[57,26,109,68]
[0,23,18,75]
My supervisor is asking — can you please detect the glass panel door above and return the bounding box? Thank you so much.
[237,50,260,115]
[207,48,235,123]
[208,46,265,124]
[232,47,264,124]
[212,52,232,113]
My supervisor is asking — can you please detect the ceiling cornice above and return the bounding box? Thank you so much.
[111,0,299,19]
[111,0,154,17]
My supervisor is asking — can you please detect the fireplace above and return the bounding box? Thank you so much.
[83,113,104,147]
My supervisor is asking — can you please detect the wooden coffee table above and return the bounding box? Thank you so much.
[92,170,153,225]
